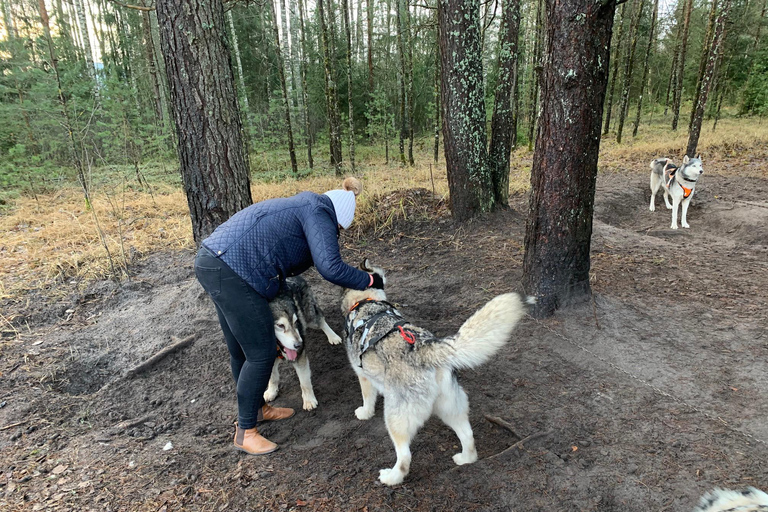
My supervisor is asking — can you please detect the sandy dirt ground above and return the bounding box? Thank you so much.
[1,162,767,511]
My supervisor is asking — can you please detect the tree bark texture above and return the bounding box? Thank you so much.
[396,0,407,166]
[687,0,730,157]
[488,0,520,208]
[522,0,615,318]
[616,0,644,143]
[297,0,314,168]
[603,2,625,135]
[438,0,494,221]
[633,0,659,137]
[406,1,415,166]
[689,0,719,132]
[342,0,356,171]
[672,0,693,130]
[142,9,164,125]
[433,20,441,165]
[156,0,253,243]
[526,0,543,150]
[317,0,344,173]
[269,0,299,174]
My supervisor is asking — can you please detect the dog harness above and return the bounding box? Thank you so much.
[345,300,418,360]
[663,161,694,198]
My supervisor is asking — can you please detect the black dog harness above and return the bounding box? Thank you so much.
[345,300,418,360]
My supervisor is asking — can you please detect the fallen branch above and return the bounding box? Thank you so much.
[483,430,553,462]
[0,420,28,431]
[484,414,521,438]
[106,414,156,436]
[124,334,199,379]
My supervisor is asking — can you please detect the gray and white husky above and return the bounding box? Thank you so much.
[649,155,704,229]
[693,487,768,512]
[266,276,342,411]
[340,260,533,486]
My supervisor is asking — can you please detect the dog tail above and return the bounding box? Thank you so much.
[414,293,533,370]
[650,158,668,169]
[693,487,768,512]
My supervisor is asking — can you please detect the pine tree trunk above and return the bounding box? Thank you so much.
[616,0,644,144]
[367,0,374,96]
[438,0,493,221]
[280,0,298,109]
[632,0,658,137]
[406,1,415,166]
[689,0,719,132]
[687,0,730,156]
[396,0,407,166]
[488,0,520,208]
[526,0,543,151]
[342,0,356,171]
[269,0,299,174]
[298,0,314,168]
[143,9,164,125]
[433,19,441,165]
[318,0,344,173]
[156,0,252,243]
[2,0,17,41]
[671,0,693,130]
[523,0,615,318]
[74,0,98,98]
[603,2,625,135]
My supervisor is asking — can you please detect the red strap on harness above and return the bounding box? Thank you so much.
[398,325,416,345]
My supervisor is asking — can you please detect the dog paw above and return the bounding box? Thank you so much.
[682,223,690,229]
[263,387,279,402]
[302,396,318,411]
[355,406,375,420]
[670,224,678,230]
[327,333,342,345]
[452,451,478,466]
[649,205,655,212]
[379,468,405,486]
[665,204,673,210]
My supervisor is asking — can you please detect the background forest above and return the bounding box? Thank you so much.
[1,0,766,201]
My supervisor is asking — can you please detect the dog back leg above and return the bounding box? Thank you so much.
[434,370,477,465]
[263,359,281,402]
[354,372,378,420]
[293,353,318,410]
[379,398,431,486]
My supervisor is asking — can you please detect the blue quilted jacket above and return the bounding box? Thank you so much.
[201,192,370,299]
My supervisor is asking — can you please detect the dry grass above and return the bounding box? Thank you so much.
[2,116,767,304]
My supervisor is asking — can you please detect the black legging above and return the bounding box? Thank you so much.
[194,246,276,429]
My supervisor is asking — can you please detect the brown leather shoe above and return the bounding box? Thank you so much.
[233,425,278,455]
[260,404,295,422]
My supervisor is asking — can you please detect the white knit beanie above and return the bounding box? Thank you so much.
[324,178,362,229]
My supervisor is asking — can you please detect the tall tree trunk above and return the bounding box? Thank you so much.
[156,0,252,243]
[438,0,493,221]
[433,20,441,165]
[279,0,298,109]
[687,0,731,156]
[318,0,344,173]
[522,0,615,318]
[406,1,415,166]
[632,0,659,137]
[356,0,364,60]
[671,0,693,130]
[73,0,98,98]
[143,9,164,126]
[2,0,17,41]
[227,10,252,137]
[367,0,374,96]
[526,0,543,151]
[396,0,407,166]
[342,0,356,171]
[298,0,314,168]
[269,0,299,174]
[689,0,719,131]
[488,0,520,208]
[603,2,625,135]
[616,0,644,143]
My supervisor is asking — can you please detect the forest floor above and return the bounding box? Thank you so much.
[1,139,768,511]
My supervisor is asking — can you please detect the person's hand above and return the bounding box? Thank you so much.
[368,273,384,289]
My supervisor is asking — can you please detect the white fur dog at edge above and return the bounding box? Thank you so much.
[340,260,534,486]
[649,155,704,229]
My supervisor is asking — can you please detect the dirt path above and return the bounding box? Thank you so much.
[1,166,767,511]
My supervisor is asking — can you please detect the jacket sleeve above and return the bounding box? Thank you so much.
[302,206,371,290]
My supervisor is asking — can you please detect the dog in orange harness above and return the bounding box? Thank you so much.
[339,259,534,486]
[649,155,704,229]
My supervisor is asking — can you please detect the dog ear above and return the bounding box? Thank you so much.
[683,155,690,164]
[695,153,701,160]
[360,258,373,272]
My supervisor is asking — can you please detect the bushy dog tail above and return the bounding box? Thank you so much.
[693,487,768,512]
[415,294,533,370]
[650,158,668,169]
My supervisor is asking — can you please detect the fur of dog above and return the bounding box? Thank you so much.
[693,487,768,512]
[649,155,704,229]
[339,260,533,486]
[265,276,342,411]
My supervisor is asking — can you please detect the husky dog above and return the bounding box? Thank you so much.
[266,276,342,411]
[340,260,533,486]
[694,487,768,512]
[649,155,704,229]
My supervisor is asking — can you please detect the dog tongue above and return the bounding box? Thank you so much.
[284,348,298,361]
